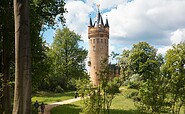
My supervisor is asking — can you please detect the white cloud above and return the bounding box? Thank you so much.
[64,1,93,42]
[62,0,185,55]
[170,28,185,44]
[95,0,126,10]
[157,46,171,55]
[104,0,185,46]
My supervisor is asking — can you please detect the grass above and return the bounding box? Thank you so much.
[51,88,139,114]
[50,104,81,114]
[31,91,75,104]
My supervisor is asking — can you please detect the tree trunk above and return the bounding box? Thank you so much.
[13,0,31,114]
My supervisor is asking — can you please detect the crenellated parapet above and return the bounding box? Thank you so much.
[88,26,109,39]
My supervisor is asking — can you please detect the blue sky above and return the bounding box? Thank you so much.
[43,0,185,55]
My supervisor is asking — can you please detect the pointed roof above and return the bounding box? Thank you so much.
[89,16,93,27]
[94,4,104,27]
[100,16,104,25]
[105,17,109,27]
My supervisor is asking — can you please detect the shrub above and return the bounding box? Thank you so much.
[126,90,139,99]
[55,85,64,93]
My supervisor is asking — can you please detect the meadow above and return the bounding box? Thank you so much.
[50,88,140,114]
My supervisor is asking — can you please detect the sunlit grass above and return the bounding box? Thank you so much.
[51,88,139,114]
[31,91,75,104]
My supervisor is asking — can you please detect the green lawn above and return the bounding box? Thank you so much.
[51,88,139,114]
[32,91,75,104]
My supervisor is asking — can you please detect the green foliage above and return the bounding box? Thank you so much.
[126,89,138,99]
[51,88,140,114]
[55,85,64,93]
[32,38,51,92]
[119,42,185,114]
[46,28,88,91]
[161,42,185,113]
[76,59,121,114]
[30,0,66,92]
[119,42,168,113]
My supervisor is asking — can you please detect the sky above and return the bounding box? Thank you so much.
[43,0,185,56]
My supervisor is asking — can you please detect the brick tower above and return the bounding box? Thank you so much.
[88,7,109,86]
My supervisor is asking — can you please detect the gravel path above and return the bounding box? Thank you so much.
[39,97,81,114]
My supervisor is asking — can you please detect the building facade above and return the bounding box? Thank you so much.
[88,9,109,86]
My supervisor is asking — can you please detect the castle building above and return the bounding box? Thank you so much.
[88,7,109,86]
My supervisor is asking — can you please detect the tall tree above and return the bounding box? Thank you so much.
[13,0,31,113]
[47,28,87,90]
[119,42,166,113]
[29,0,65,91]
[162,42,185,113]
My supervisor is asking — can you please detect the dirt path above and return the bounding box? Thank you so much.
[39,97,81,114]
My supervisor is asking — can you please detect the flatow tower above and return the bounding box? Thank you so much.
[88,8,109,86]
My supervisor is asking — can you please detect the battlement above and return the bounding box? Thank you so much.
[88,26,109,39]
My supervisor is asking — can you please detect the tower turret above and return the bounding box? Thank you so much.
[88,5,109,86]
[89,16,93,27]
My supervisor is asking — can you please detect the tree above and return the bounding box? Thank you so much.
[12,0,31,113]
[0,0,66,113]
[29,0,66,91]
[119,42,167,113]
[129,42,157,78]
[162,42,185,114]
[47,28,87,90]
[31,37,50,92]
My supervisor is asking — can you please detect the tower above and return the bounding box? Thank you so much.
[88,6,109,86]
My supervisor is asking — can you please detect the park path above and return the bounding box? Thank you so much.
[39,97,81,114]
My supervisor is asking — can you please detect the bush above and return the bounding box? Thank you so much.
[126,90,139,99]
[55,85,64,93]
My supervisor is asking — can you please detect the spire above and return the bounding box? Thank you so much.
[105,16,109,27]
[100,16,104,25]
[89,15,93,26]
[94,4,104,27]
[97,11,101,25]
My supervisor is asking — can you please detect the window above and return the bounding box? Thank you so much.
[104,39,106,43]
[97,39,99,43]
[93,46,96,51]
[93,39,95,44]
[101,39,103,43]
[90,39,92,44]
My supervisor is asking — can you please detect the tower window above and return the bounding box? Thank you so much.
[104,39,106,43]
[101,39,103,43]
[97,39,99,43]
[93,39,95,44]
[93,46,96,51]
[90,39,92,44]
